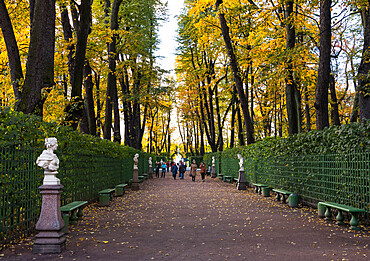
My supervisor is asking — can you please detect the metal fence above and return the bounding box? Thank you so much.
[220,151,370,216]
[0,146,147,246]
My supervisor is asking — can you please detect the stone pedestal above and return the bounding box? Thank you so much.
[43,171,60,185]
[33,184,66,254]
[131,168,140,190]
[148,166,153,179]
[211,165,217,178]
[237,170,247,190]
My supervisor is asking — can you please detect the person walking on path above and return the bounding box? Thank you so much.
[155,162,160,178]
[171,163,178,180]
[190,160,197,182]
[161,162,167,178]
[199,161,206,182]
[179,161,186,179]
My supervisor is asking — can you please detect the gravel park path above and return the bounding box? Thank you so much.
[1,174,370,260]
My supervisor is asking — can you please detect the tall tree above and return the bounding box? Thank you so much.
[0,0,22,101]
[215,0,254,144]
[358,0,370,121]
[284,0,300,134]
[62,0,92,129]
[315,0,331,130]
[5,0,56,116]
[104,0,123,142]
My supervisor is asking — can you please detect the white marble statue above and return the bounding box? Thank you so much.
[212,156,215,166]
[36,137,60,185]
[133,153,139,169]
[237,154,244,171]
[148,157,152,168]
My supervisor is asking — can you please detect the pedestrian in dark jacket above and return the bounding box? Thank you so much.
[155,162,160,178]
[199,161,206,182]
[171,163,178,180]
[179,161,186,179]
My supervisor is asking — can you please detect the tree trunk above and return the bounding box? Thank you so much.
[237,107,245,146]
[304,85,311,131]
[0,0,23,100]
[15,0,56,116]
[84,61,97,135]
[63,0,91,129]
[216,0,254,144]
[104,0,123,140]
[329,73,341,126]
[60,5,74,85]
[284,0,300,135]
[358,1,370,121]
[29,0,35,27]
[315,0,331,130]
[113,75,121,143]
[95,72,102,137]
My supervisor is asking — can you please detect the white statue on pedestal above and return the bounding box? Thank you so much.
[212,156,215,166]
[133,153,139,169]
[237,154,244,171]
[148,157,152,168]
[175,147,182,163]
[36,137,60,185]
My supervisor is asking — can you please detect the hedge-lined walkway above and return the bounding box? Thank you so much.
[2,175,370,260]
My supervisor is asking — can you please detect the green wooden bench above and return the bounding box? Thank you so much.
[272,189,292,203]
[218,174,224,180]
[318,202,365,230]
[142,173,148,179]
[60,201,88,233]
[223,176,233,183]
[99,188,115,206]
[115,183,128,196]
[233,177,238,186]
[138,176,145,183]
[252,183,268,194]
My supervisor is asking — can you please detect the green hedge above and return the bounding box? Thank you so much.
[218,121,370,161]
[0,107,154,246]
[0,107,140,158]
[188,156,203,166]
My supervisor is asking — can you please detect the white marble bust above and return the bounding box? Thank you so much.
[237,154,244,171]
[133,153,139,169]
[36,137,60,185]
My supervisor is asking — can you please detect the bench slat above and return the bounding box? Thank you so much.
[60,201,88,212]
[272,189,292,195]
[319,202,365,213]
[99,188,115,194]
[252,183,268,187]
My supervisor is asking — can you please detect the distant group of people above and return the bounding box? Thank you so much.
[154,160,209,182]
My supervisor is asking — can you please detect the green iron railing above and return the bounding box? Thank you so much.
[0,146,42,246]
[0,146,143,246]
[226,151,370,215]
